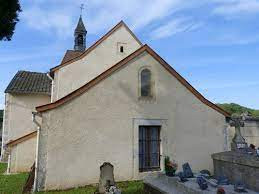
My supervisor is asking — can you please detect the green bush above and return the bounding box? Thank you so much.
[164,156,177,176]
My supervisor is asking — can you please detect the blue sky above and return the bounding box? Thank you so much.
[0,0,259,109]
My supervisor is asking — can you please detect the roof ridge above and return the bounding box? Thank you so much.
[18,70,47,74]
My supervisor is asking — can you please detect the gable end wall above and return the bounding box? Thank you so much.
[53,25,141,101]
[38,52,227,190]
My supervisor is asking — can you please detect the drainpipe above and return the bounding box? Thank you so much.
[7,153,11,174]
[47,72,54,103]
[32,112,42,192]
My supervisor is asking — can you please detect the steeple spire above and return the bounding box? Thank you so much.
[74,5,87,51]
[75,16,87,34]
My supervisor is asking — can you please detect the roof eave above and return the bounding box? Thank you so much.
[6,131,37,147]
[5,91,51,96]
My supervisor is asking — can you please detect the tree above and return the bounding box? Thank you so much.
[0,0,21,41]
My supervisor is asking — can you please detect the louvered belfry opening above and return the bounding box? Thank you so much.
[139,126,161,172]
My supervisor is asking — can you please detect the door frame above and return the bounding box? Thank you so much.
[132,118,168,179]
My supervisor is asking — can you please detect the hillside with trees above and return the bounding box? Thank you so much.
[217,103,259,117]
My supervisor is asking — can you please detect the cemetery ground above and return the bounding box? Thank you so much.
[0,163,144,193]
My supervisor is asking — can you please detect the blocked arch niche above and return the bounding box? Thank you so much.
[138,66,156,100]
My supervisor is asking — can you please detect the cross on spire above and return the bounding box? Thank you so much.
[80,3,84,16]
[74,4,87,51]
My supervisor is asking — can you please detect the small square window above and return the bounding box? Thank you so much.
[117,42,126,54]
[120,46,124,53]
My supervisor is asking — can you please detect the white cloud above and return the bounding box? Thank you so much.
[20,0,259,38]
[21,6,74,37]
[150,17,203,40]
[213,0,259,16]
[20,0,203,37]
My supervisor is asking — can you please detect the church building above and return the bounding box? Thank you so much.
[1,16,230,191]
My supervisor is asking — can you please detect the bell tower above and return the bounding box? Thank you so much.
[74,5,87,51]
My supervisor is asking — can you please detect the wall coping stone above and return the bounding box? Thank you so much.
[211,151,259,168]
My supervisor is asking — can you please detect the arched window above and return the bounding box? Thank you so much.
[141,69,152,97]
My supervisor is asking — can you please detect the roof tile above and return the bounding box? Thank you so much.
[61,50,83,64]
[5,71,51,95]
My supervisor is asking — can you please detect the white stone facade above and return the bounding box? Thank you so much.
[52,24,142,101]
[1,93,50,172]
[1,21,231,192]
[9,135,37,173]
[37,51,227,191]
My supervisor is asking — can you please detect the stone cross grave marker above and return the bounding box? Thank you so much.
[229,117,247,151]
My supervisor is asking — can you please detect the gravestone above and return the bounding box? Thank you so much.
[229,117,247,151]
[212,116,259,192]
[196,176,208,190]
[212,151,259,191]
[182,163,193,178]
[98,162,115,194]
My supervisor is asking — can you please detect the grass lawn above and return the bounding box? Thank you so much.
[0,163,144,194]
[0,163,29,194]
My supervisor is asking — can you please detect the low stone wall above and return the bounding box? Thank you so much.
[212,151,259,192]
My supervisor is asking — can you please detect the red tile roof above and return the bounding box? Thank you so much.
[61,50,84,64]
